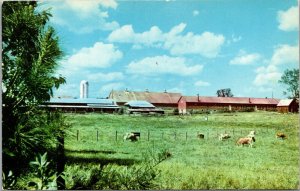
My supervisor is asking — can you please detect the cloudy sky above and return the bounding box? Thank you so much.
[41,0,299,98]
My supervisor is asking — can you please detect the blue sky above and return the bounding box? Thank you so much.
[41,0,299,99]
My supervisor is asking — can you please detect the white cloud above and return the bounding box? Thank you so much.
[43,0,119,33]
[87,72,124,82]
[108,25,164,45]
[253,65,282,86]
[253,44,298,87]
[278,6,299,31]
[193,10,199,16]
[229,51,261,65]
[126,55,203,76]
[194,80,211,87]
[165,31,225,57]
[108,23,225,58]
[270,44,299,66]
[64,42,123,69]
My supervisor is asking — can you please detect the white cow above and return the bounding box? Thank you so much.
[247,130,256,138]
[124,133,138,142]
[219,133,231,141]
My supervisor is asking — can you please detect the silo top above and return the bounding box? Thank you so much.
[80,80,89,85]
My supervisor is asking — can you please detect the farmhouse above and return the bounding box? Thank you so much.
[183,96,279,112]
[277,98,299,113]
[42,98,119,113]
[109,89,182,109]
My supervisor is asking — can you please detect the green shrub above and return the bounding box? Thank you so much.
[27,152,57,190]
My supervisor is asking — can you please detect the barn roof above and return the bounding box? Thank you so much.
[124,101,155,108]
[184,96,280,105]
[277,99,294,106]
[109,90,182,104]
[48,98,118,106]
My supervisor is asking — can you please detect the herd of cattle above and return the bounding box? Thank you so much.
[124,130,287,147]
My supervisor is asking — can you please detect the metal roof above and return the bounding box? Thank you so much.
[109,90,182,104]
[48,98,118,106]
[277,99,294,106]
[184,96,280,105]
[124,101,155,108]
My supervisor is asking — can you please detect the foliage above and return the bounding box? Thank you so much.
[216,88,234,97]
[278,68,299,99]
[2,0,66,180]
[27,153,57,190]
[2,171,16,190]
[63,148,170,190]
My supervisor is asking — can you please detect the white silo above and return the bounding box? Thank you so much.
[80,80,89,98]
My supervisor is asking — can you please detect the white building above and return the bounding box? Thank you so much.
[80,80,89,98]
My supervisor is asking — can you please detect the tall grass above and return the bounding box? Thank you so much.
[64,111,299,189]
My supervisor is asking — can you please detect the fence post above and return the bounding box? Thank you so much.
[77,130,79,141]
[148,130,150,141]
[174,132,176,140]
[162,132,164,139]
[115,131,118,141]
[57,131,65,189]
[97,130,99,141]
[186,132,188,141]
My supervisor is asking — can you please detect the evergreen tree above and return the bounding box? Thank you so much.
[2,1,66,177]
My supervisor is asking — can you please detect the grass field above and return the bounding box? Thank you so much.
[64,111,299,189]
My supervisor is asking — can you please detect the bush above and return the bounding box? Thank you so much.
[63,148,171,190]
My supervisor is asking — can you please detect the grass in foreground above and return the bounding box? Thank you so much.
[63,111,299,189]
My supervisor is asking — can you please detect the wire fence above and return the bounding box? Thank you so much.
[68,128,272,142]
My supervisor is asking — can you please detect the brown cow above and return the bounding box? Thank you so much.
[236,137,255,147]
[276,132,287,139]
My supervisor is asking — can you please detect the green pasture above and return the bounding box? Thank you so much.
[64,111,299,189]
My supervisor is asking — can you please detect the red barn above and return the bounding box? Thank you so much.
[277,99,299,113]
[184,96,279,112]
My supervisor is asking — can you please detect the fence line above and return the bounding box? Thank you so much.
[71,128,275,142]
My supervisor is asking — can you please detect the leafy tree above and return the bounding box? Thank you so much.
[2,1,66,177]
[278,68,299,99]
[216,88,234,97]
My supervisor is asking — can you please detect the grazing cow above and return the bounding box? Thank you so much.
[197,133,205,139]
[124,133,138,142]
[219,133,231,141]
[247,130,256,138]
[236,137,255,147]
[276,132,286,139]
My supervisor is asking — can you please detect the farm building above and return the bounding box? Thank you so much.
[42,98,119,113]
[109,90,182,108]
[109,90,281,113]
[277,99,299,113]
[182,96,280,112]
[124,100,164,114]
